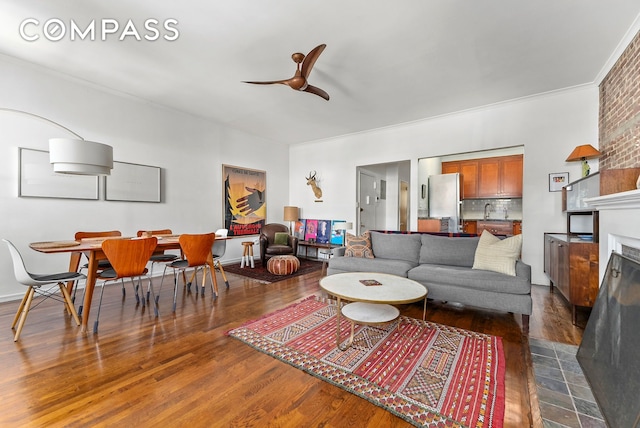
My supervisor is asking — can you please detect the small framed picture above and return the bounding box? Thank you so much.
[549,172,569,192]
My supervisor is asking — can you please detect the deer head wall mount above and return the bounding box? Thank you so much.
[306,170,323,202]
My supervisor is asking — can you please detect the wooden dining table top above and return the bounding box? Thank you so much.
[29,234,183,254]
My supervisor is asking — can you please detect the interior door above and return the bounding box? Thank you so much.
[358,172,377,234]
[399,180,408,231]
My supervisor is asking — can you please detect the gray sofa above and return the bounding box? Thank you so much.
[326,231,532,332]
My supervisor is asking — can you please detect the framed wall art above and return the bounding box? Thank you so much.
[105,161,161,202]
[18,147,99,200]
[549,172,569,192]
[223,165,266,236]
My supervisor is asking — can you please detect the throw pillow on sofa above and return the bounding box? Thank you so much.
[472,230,522,276]
[344,231,374,258]
[274,232,289,246]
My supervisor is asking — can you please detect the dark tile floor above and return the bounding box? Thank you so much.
[530,338,606,428]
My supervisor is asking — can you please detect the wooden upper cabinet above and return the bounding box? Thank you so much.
[477,159,500,197]
[477,155,523,198]
[442,154,522,199]
[440,161,478,198]
[441,162,459,175]
[459,161,479,199]
[500,155,523,197]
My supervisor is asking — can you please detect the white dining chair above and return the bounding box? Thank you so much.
[2,239,84,341]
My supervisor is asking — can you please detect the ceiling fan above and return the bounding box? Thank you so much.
[243,44,330,101]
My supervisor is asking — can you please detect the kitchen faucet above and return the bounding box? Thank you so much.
[484,203,491,220]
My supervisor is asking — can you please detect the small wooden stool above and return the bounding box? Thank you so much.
[240,241,254,268]
[267,255,300,275]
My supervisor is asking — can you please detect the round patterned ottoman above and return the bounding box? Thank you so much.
[267,255,300,275]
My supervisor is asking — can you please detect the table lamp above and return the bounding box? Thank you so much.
[283,206,299,233]
[332,222,353,246]
[565,144,601,177]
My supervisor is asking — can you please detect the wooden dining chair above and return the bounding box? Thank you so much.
[136,229,181,301]
[93,237,158,334]
[187,228,230,290]
[3,239,84,341]
[73,230,122,313]
[159,233,217,312]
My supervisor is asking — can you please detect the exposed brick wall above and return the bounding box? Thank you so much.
[599,29,640,170]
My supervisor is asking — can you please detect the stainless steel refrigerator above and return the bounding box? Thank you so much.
[428,173,461,233]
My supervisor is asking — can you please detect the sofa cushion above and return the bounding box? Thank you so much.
[370,231,422,264]
[472,230,522,276]
[419,234,480,267]
[328,256,416,277]
[408,264,530,295]
[274,232,289,246]
[344,231,374,258]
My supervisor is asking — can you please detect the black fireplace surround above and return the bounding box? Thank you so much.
[577,252,640,428]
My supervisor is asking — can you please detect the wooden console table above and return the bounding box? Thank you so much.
[297,241,340,260]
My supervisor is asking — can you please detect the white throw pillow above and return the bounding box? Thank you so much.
[472,230,522,276]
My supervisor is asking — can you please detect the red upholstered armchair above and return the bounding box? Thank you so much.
[259,223,298,267]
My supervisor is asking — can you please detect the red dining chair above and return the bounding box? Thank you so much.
[73,230,122,315]
[158,233,217,312]
[93,237,158,333]
[136,229,181,301]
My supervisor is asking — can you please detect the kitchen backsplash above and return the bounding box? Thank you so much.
[462,198,523,220]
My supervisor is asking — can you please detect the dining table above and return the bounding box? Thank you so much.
[29,234,221,332]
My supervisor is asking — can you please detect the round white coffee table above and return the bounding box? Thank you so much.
[319,272,427,350]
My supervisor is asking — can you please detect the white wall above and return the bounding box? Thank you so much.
[290,86,600,285]
[0,56,289,301]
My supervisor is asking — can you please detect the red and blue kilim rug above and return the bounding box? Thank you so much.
[227,296,505,427]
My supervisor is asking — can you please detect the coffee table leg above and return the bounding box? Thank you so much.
[422,296,427,321]
[335,297,354,351]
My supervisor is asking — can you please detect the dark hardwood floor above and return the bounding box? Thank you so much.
[0,267,587,427]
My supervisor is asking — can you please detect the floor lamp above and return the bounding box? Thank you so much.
[283,206,299,233]
[333,222,353,246]
[1,107,113,175]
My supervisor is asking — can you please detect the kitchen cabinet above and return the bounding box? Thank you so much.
[477,220,512,236]
[512,221,522,235]
[441,161,478,198]
[462,220,477,234]
[477,155,523,198]
[544,233,599,324]
[418,219,443,233]
[442,154,522,199]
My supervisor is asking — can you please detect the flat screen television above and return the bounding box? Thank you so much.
[577,252,640,428]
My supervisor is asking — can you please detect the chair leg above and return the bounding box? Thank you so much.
[59,282,81,326]
[93,282,107,334]
[11,287,32,329]
[147,277,159,317]
[215,261,230,289]
[172,270,180,312]
[13,287,35,341]
[208,265,218,298]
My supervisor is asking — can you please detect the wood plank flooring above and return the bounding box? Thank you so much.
[0,268,588,427]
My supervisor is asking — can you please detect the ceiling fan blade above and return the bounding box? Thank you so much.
[301,44,326,79]
[304,85,330,101]
[243,79,290,85]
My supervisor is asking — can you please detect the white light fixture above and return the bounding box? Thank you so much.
[1,108,113,175]
[49,138,113,175]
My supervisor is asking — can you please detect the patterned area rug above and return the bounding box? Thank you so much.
[221,258,322,283]
[227,296,505,427]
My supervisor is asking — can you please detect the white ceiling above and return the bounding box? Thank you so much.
[1,1,639,145]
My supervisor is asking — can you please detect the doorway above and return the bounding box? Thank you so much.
[399,180,409,231]
[358,171,377,234]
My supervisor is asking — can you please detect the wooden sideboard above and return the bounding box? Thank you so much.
[544,233,599,324]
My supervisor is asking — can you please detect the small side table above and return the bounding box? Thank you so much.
[240,241,254,268]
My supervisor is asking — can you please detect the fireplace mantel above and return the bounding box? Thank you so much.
[585,188,640,210]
